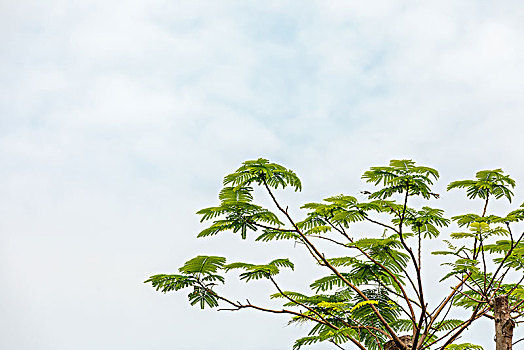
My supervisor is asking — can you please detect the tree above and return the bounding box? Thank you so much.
[146,159,524,350]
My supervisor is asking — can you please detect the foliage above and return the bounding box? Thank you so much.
[444,343,483,350]
[146,159,524,349]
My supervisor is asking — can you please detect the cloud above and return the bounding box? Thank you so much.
[2,1,524,349]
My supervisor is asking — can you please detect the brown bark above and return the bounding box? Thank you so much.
[384,335,412,350]
[494,295,515,350]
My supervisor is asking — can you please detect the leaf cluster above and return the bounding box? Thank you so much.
[362,159,439,199]
[392,206,450,238]
[145,255,227,309]
[146,158,524,350]
[224,258,294,282]
[447,169,515,202]
[285,288,400,350]
[223,158,302,191]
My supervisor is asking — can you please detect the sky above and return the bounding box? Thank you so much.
[1,1,524,349]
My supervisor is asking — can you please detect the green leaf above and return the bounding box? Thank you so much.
[218,186,253,203]
[362,160,439,200]
[223,158,302,191]
[293,328,355,350]
[269,291,308,300]
[393,206,450,238]
[432,319,465,332]
[310,274,348,292]
[504,208,524,222]
[350,300,378,312]
[239,265,279,281]
[391,319,414,332]
[224,258,294,282]
[440,259,480,281]
[450,231,476,239]
[304,225,332,235]
[325,256,358,267]
[317,301,348,310]
[197,201,284,239]
[188,286,219,309]
[445,343,483,350]
[144,274,197,293]
[447,169,515,202]
[179,256,226,274]
[269,258,295,270]
[255,229,300,242]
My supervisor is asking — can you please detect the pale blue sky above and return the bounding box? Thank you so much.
[2,1,524,349]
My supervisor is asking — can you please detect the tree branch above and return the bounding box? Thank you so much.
[262,179,408,350]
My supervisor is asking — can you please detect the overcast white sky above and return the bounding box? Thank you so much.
[2,1,524,349]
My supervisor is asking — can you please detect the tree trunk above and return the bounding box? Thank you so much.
[494,295,515,350]
[384,335,412,350]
